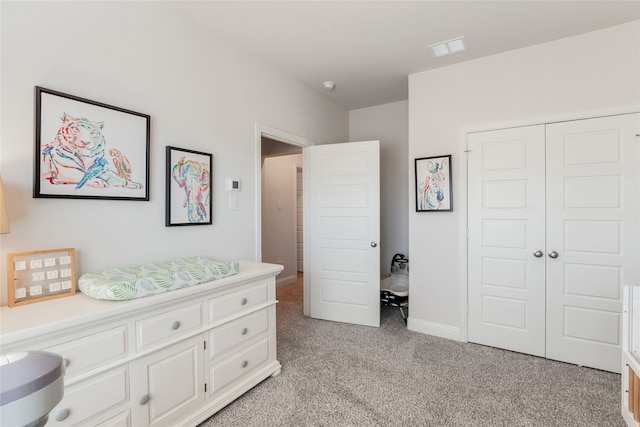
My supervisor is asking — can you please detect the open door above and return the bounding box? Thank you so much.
[304,140,380,327]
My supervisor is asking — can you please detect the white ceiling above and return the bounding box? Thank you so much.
[168,1,640,110]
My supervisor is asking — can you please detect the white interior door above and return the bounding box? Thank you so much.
[545,113,639,373]
[304,140,380,327]
[467,125,546,356]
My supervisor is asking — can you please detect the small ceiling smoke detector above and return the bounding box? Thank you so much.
[322,81,335,91]
[429,36,467,58]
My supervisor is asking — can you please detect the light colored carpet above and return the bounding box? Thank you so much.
[199,277,624,426]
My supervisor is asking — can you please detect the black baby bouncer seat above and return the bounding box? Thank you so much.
[380,253,409,322]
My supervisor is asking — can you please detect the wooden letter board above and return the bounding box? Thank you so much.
[7,248,76,307]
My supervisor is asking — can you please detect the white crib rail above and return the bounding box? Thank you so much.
[623,285,640,426]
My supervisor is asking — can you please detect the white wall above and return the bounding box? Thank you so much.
[408,21,640,339]
[349,101,409,275]
[0,2,348,306]
[261,153,302,286]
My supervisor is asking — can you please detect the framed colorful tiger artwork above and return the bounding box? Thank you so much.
[34,86,150,200]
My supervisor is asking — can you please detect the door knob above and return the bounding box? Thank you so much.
[370,241,378,248]
[548,250,559,259]
[533,250,543,258]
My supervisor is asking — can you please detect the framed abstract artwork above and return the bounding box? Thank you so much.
[34,86,150,200]
[166,146,213,226]
[415,154,452,212]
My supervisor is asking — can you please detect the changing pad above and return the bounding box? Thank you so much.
[78,257,239,301]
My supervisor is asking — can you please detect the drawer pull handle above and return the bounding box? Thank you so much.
[55,408,70,422]
[140,394,150,405]
[241,298,248,305]
[171,321,181,330]
[241,328,248,335]
[241,360,249,368]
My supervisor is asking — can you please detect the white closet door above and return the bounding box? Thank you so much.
[467,125,546,356]
[545,113,639,373]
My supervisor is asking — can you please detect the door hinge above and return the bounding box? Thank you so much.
[204,341,207,350]
[204,383,207,393]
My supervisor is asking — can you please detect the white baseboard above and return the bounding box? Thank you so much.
[276,274,297,287]
[407,317,462,342]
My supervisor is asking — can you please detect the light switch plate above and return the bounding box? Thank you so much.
[229,194,238,210]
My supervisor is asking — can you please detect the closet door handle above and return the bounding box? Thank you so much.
[371,241,378,248]
[533,250,543,258]
[548,250,559,259]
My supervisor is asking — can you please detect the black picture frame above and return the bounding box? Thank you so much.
[34,86,150,200]
[166,146,213,226]
[415,154,453,212]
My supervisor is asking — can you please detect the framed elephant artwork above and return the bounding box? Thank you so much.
[34,86,150,200]
[166,146,213,226]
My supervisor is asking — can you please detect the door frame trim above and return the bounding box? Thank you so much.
[459,104,639,343]
[254,123,314,262]
[294,161,303,274]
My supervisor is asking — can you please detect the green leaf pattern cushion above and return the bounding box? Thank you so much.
[78,257,239,300]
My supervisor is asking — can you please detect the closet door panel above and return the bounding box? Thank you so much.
[467,125,546,356]
[545,113,639,373]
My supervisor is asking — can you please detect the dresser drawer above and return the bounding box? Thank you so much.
[209,338,270,394]
[45,326,128,378]
[209,308,269,358]
[51,366,129,427]
[209,281,269,322]
[136,303,203,351]
[95,410,131,427]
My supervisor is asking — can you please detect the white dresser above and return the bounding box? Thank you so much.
[0,261,283,427]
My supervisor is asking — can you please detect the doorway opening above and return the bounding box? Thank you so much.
[261,138,301,287]
[255,124,313,305]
